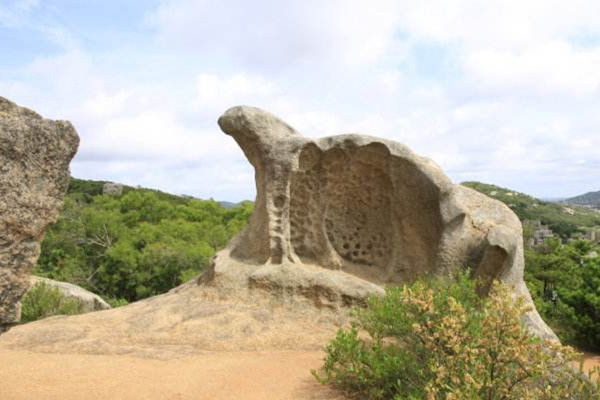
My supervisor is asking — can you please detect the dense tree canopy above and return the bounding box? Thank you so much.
[35,179,252,304]
[525,239,600,350]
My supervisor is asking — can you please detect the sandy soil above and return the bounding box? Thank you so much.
[1,349,598,400]
[582,352,600,375]
[0,349,347,400]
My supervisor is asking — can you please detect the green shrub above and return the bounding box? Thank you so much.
[20,283,85,323]
[313,272,599,400]
[105,297,129,308]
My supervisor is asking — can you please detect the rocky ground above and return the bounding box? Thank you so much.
[0,257,354,400]
[0,258,354,356]
[1,263,598,399]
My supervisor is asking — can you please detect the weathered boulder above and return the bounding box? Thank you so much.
[217,105,557,341]
[102,182,123,196]
[29,276,111,313]
[0,97,79,333]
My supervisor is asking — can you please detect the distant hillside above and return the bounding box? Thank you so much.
[218,201,241,209]
[68,178,235,206]
[564,190,600,209]
[461,181,600,238]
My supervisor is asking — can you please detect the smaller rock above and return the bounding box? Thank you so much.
[29,276,110,313]
[103,182,123,196]
[562,207,575,215]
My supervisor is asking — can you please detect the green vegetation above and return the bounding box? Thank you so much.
[462,181,600,239]
[35,178,252,305]
[314,272,599,400]
[526,239,600,351]
[462,181,600,350]
[21,282,85,323]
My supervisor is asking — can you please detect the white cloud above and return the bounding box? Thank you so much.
[82,90,134,119]
[2,1,600,200]
[464,41,600,96]
[0,48,250,199]
[147,0,405,71]
[0,1,38,24]
[398,1,600,50]
[195,73,276,112]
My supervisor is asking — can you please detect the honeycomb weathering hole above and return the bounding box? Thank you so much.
[289,143,444,285]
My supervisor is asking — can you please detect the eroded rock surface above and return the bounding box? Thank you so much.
[0,97,79,333]
[218,105,557,341]
[0,104,555,359]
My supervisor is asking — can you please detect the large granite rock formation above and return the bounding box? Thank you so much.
[217,105,557,341]
[0,97,79,333]
[0,104,555,360]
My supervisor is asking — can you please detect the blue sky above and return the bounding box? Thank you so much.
[1,0,600,201]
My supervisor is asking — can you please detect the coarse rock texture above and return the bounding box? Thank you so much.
[102,182,123,196]
[0,96,79,333]
[0,254,351,357]
[29,276,111,312]
[217,105,557,341]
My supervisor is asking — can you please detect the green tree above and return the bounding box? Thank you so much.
[525,239,600,350]
[35,179,253,304]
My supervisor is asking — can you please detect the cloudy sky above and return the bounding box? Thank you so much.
[1,0,599,201]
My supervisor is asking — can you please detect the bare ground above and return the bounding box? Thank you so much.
[582,352,600,375]
[1,348,597,400]
[0,260,353,400]
[0,256,597,400]
[0,349,347,400]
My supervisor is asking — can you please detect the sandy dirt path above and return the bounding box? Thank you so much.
[0,349,347,400]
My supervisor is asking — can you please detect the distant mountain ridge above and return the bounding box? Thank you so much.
[564,190,600,209]
[461,181,600,238]
[218,201,242,209]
